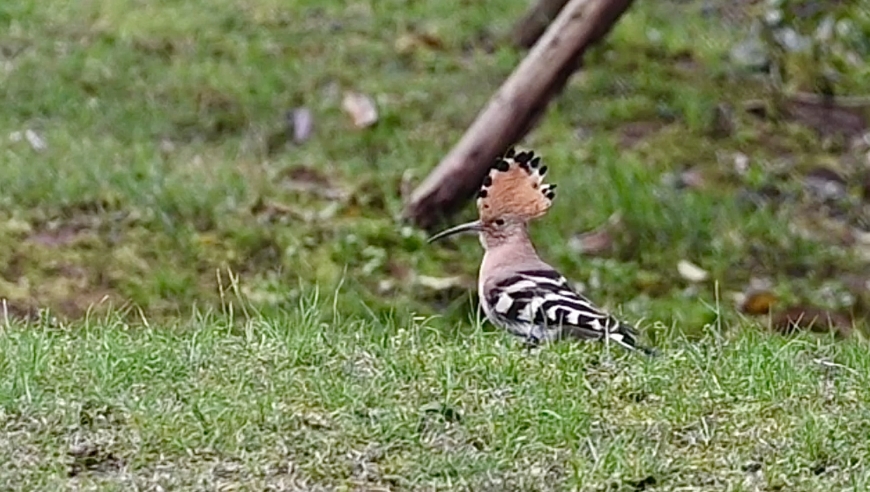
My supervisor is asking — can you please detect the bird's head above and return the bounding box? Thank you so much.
[428,147,556,248]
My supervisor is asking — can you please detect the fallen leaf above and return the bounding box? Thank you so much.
[377,279,395,294]
[411,273,476,309]
[740,290,778,315]
[803,166,847,202]
[395,28,445,55]
[677,260,708,283]
[733,152,750,176]
[415,275,472,291]
[734,277,777,315]
[158,138,176,156]
[729,27,768,71]
[290,107,313,143]
[5,218,33,235]
[25,129,47,151]
[342,92,378,128]
[679,168,706,189]
[9,129,47,151]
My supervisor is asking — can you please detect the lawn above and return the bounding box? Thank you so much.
[2,301,870,490]
[2,0,870,489]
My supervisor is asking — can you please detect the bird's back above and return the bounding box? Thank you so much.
[481,255,643,351]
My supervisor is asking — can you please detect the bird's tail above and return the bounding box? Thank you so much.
[608,322,659,357]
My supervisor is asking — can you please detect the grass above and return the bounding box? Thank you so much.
[2,292,870,491]
[2,0,870,488]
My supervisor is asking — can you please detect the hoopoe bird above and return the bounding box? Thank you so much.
[428,148,654,354]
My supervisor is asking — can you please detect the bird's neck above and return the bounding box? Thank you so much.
[480,227,540,275]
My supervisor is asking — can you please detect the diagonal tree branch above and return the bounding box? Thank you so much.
[404,0,635,229]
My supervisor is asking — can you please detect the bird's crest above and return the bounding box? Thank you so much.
[476,147,556,223]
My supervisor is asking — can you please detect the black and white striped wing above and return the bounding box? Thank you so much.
[485,269,640,350]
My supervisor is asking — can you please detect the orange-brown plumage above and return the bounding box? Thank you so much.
[476,149,556,224]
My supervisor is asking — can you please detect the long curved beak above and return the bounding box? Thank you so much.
[427,220,483,243]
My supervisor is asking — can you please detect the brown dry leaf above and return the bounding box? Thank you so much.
[771,306,853,339]
[342,92,378,128]
[569,213,622,256]
[740,290,778,315]
[395,28,445,55]
[677,259,708,283]
[733,277,775,314]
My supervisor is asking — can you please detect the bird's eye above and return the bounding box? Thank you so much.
[494,219,505,226]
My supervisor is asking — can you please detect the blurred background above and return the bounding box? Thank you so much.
[1,0,869,338]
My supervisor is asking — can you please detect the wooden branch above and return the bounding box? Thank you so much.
[511,0,570,49]
[404,0,635,229]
